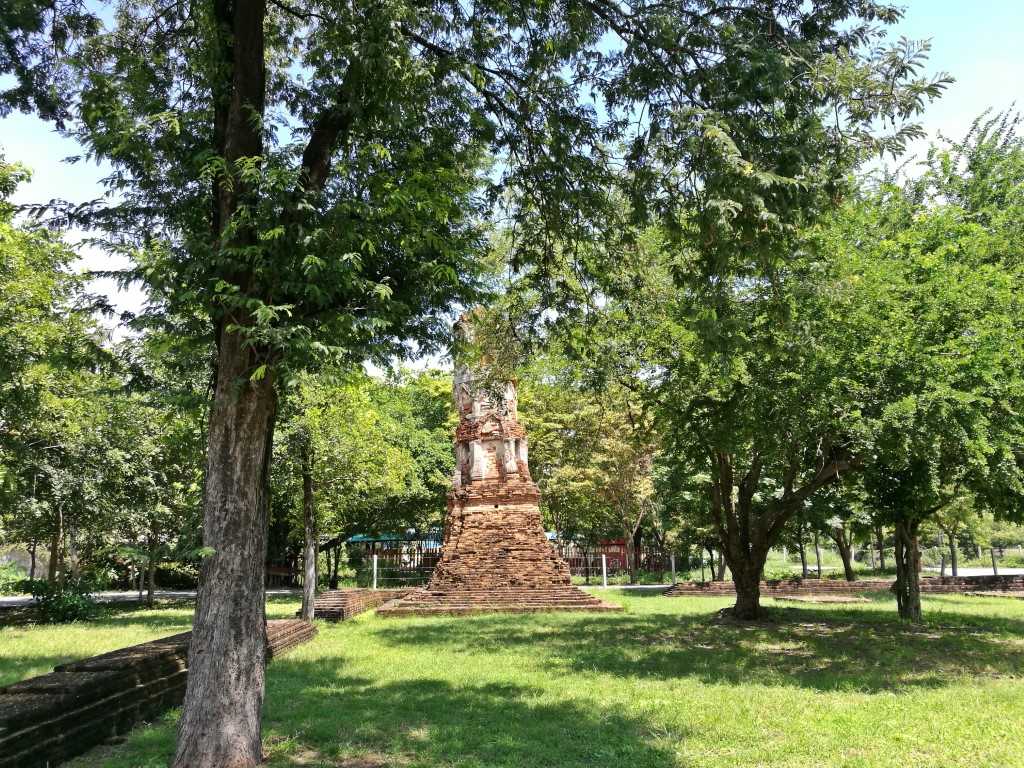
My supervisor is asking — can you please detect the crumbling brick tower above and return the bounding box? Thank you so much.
[379,324,620,616]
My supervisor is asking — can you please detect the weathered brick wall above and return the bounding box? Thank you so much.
[311,588,412,621]
[0,620,317,768]
[663,575,1024,598]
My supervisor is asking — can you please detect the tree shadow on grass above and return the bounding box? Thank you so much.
[262,661,678,768]
[371,600,1024,694]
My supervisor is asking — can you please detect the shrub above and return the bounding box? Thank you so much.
[31,581,99,623]
[0,560,25,595]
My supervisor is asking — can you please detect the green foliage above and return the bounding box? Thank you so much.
[0,560,24,595]
[31,580,98,623]
[274,367,456,544]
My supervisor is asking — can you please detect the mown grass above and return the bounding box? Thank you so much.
[0,597,300,687]
[10,589,1024,768]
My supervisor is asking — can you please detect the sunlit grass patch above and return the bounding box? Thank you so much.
[12,589,1023,768]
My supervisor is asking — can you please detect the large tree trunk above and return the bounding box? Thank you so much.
[300,438,317,621]
[832,527,856,581]
[893,517,922,621]
[715,550,726,581]
[731,561,764,620]
[47,506,63,586]
[173,330,277,768]
[173,0,269,763]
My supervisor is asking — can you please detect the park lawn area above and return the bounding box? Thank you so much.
[0,597,301,687]
[8,589,1024,768]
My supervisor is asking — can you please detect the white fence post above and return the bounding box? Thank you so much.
[601,554,608,589]
[670,554,676,585]
[372,554,378,590]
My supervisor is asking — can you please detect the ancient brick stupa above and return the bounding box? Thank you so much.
[379,318,620,616]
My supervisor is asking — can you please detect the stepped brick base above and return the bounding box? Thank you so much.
[380,482,620,617]
[663,574,1024,598]
[310,588,415,621]
[0,619,316,768]
[378,586,621,616]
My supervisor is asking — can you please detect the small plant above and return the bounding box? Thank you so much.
[31,581,99,623]
[0,561,25,595]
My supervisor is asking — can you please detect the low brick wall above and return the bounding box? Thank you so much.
[311,588,415,621]
[663,575,1024,598]
[0,619,317,768]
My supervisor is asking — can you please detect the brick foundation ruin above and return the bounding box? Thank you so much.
[0,620,316,768]
[662,574,1024,598]
[380,316,619,617]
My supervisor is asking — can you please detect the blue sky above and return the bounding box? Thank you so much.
[1,0,1021,317]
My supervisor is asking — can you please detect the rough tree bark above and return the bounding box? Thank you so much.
[893,516,922,621]
[173,329,277,768]
[172,0,272,763]
[731,559,766,620]
[300,437,317,621]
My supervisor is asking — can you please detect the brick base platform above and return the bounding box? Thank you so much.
[378,586,621,616]
[311,588,416,621]
[379,483,620,617]
[0,620,317,768]
[663,574,1024,598]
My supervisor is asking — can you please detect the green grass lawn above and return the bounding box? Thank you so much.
[5,590,1024,768]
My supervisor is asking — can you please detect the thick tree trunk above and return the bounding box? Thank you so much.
[875,526,886,571]
[47,506,63,586]
[893,517,922,621]
[731,562,764,620]
[716,550,726,581]
[173,330,277,768]
[832,528,856,581]
[300,439,317,621]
